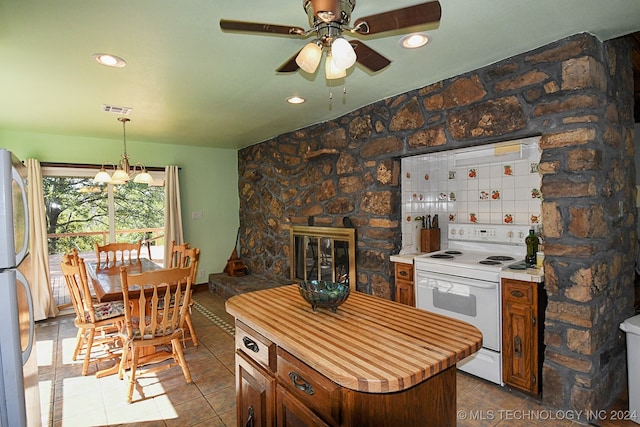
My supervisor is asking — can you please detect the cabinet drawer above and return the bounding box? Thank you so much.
[502,279,534,305]
[277,348,341,426]
[236,320,277,372]
[394,262,413,282]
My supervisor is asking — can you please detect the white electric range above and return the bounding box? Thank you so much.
[414,223,532,385]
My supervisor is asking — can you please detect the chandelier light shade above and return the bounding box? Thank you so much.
[330,37,356,70]
[295,41,323,73]
[94,117,153,185]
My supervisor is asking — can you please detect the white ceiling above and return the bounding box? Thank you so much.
[1,0,639,150]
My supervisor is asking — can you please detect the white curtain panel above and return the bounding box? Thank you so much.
[163,165,184,267]
[25,159,58,320]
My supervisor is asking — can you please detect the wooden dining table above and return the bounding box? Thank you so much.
[85,258,163,302]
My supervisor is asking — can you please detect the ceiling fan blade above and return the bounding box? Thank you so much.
[351,40,391,72]
[353,1,442,35]
[276,50,301,73]
[220,19,305,36]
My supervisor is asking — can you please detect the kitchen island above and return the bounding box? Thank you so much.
[226,285,482,426]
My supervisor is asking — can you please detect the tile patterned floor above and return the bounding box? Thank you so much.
[36,289,634,426]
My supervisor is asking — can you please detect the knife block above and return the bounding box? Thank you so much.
[420,228,441,253]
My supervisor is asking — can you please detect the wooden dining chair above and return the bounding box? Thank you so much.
[178,247,200,346]
[60,250,125,376]
[118,265,194,403]
[167,240,190,269]
[95,240,142,268]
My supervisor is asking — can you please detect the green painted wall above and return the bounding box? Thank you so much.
[0,129,239,282]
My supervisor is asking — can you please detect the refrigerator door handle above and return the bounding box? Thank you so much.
[12,165,29,266]
[16,269,34,365]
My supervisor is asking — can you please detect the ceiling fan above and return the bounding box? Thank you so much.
[219,0,442,78]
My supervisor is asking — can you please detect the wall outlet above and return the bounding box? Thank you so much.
[191,211,203,219]
[198,270,205,280]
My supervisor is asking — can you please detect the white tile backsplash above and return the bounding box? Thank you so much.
[400,138,542,251]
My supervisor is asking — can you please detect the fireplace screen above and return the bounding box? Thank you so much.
[290,226,356,290]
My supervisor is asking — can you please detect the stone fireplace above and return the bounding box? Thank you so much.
[236,33,636,416]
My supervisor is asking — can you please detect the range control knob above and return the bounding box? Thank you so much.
[518,231,525,239]
[459,229,465,236]
[507,231,514,238]
[450,229,456,235]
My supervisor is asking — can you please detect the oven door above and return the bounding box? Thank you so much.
[415,270,500,351]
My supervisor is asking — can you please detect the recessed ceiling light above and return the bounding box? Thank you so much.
[92,53,127,68]
[287,96,305,104]
[400,33,430,49]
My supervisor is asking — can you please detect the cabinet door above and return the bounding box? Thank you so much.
[503,300,535,392]
[395,279,415,307]
[394,263,415,307]
[276,385,330,427]
[237,351,276,427]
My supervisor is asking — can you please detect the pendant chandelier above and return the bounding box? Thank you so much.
[93,117,153,185]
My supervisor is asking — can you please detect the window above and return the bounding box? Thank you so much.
[42,166,166,308]
[42,166,165,255]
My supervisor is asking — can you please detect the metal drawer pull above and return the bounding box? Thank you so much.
[399,270,408,277]
[511,290,524,298]
[289,371,315,395]
[242,336,259,353]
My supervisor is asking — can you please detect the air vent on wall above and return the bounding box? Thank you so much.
[101,104,132,115]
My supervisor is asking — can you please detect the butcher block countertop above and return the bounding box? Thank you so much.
[226,284,482,394]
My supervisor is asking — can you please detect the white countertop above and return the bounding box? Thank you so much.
[389,253,421,264]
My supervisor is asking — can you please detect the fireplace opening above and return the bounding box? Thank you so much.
[290,225,356,290]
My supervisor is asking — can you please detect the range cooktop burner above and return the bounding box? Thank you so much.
[430,254,455,259]
[486,255,515,261]
[508,262,527,270]
[479,260,502,265]
[444,250,462,255]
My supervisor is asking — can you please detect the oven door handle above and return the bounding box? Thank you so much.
[421,276,498,290]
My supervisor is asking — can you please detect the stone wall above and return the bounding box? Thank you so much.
[237,33,636,414]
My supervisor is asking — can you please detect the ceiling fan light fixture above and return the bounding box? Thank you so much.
[325,53,346,79]
[400,33,430,49]
[330,37,356,69]
[296,41,323,73]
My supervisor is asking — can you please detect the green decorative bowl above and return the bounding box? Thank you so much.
[298,280,350,313]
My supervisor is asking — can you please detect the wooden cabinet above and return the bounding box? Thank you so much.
[501,278,545,395]
[276,348,339,427]
[237,351,276,427]
[228,285,483,427]
[394,262,415,307]
[236,321,277,427]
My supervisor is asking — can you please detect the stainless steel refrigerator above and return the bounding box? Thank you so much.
[0,149,40,427]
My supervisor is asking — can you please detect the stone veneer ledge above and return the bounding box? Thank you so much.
[236,33,636,417]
